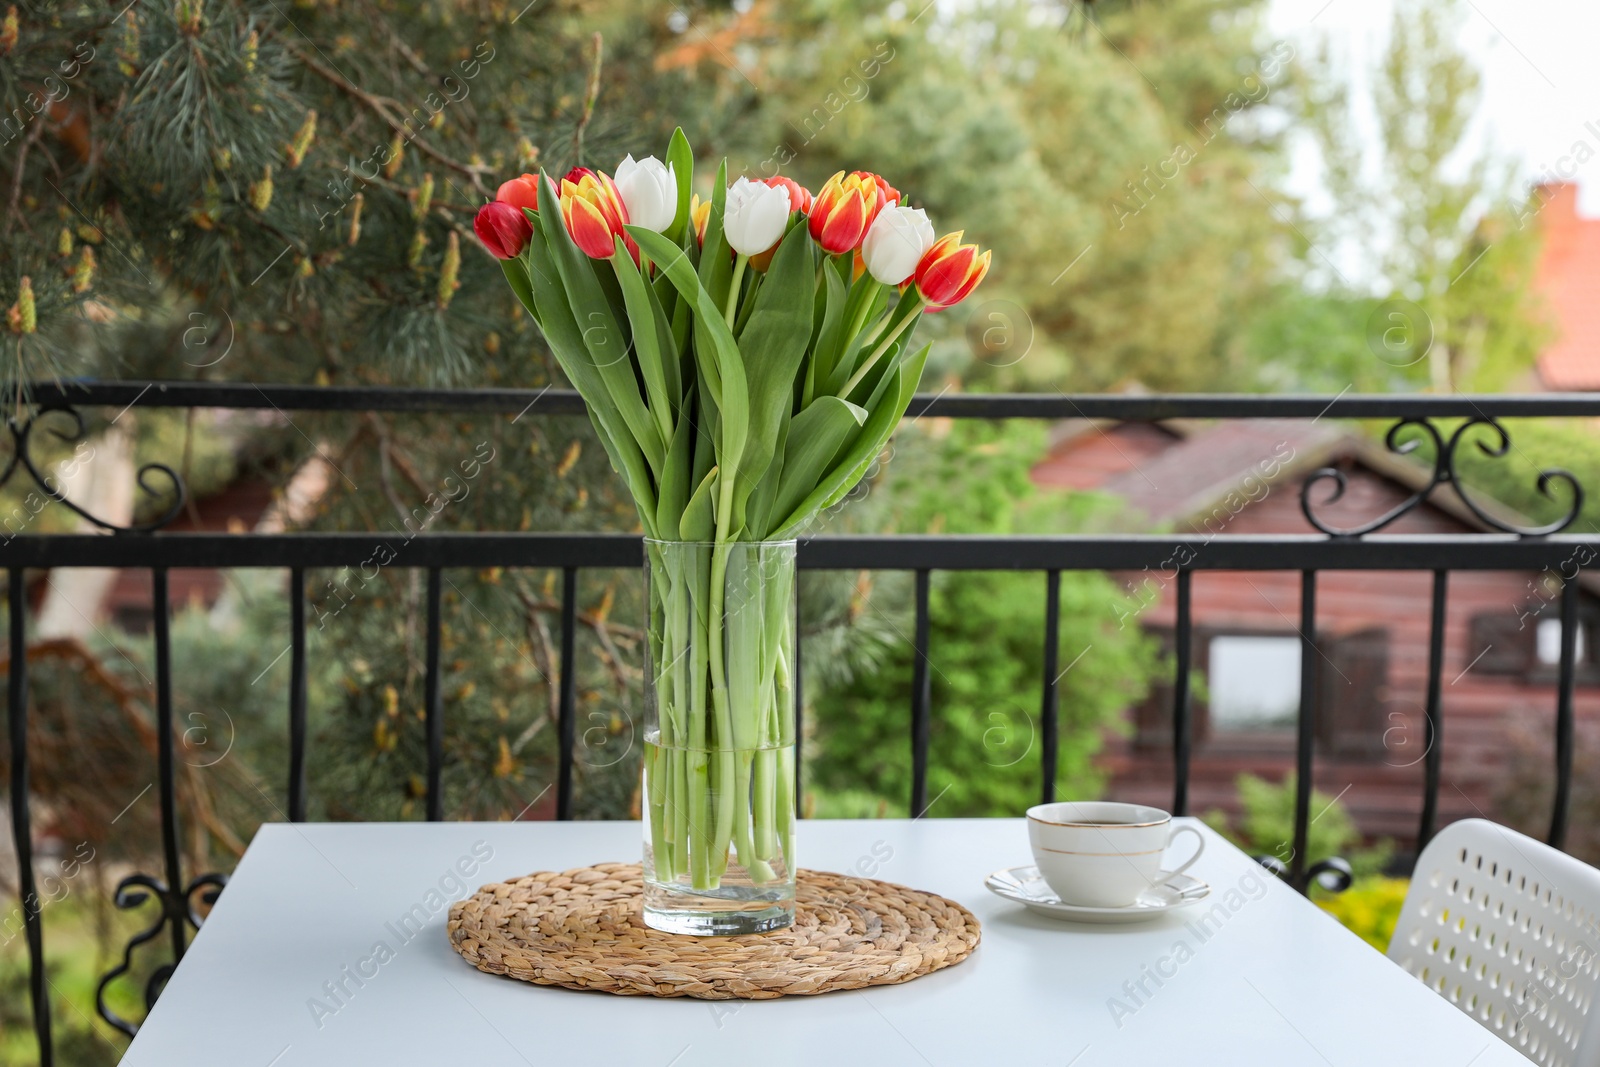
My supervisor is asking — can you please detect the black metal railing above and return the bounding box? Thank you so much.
[4,381,1600,1064]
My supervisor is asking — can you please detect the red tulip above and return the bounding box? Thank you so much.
[808,171,898,254]
[763,175,813,215]
[474,201,532,260]
[496,173,541,213]
[913,231,991,310]
[558,166,636,262]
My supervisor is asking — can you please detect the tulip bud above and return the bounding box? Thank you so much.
[613,154,676,233]
[690,194,710,246]
[913,231,992,311]
[473,201,532,260]
[496,173,540,213]
[861,204,935,286]
[723,177,791,258]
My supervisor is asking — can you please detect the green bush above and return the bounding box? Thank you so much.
[807,419,1157,817]
[1318,875,1410,952]
[1203,773,1393,885]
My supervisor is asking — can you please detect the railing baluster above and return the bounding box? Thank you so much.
[1293,570,1317,892]
[556,566,578,821]
[910,568,932,817]
[288,566,308,822]
[1171,569,1194,816]
[153,568,185,962]
[1418,569,1447,849]
[793,575,803,816]
[10,568,52,1066]
[1039,569,1061,805]
[1548,579,1578,849]
[424,567,444,822]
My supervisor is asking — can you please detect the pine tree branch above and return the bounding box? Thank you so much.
[285,41,493,195]
[6,120,48,237]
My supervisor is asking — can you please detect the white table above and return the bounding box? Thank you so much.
[122,819,1528,1066]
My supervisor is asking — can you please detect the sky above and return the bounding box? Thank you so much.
[1268,0,1600,216]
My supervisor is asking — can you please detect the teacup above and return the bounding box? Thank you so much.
[1025,801,1204,908]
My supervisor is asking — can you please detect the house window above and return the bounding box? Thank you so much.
[1536,618,1588,665]
[1207,635,1301,731]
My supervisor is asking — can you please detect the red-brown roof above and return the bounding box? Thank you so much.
[1534,182,1600,391]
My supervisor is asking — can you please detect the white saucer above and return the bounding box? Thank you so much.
[984,865,1211,924]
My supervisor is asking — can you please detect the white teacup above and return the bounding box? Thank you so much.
[1025,801,1204,908]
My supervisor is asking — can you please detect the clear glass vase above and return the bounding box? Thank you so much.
[641,538,797,935]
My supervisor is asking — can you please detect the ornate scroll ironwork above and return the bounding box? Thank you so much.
[2,403,187,532]
[1301,416,1584,538]
[94,872,227,1036]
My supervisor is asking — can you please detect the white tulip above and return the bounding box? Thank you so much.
[614,154,677,233]
[861,204,935,285]
[723,177,792,257]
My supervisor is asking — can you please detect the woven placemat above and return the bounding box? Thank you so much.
[447,862,980,999]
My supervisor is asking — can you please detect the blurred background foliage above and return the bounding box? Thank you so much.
[0,0,1577,1055]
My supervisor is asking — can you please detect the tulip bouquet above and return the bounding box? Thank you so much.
[475,129,988,933]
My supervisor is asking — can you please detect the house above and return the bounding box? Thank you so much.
[1532,181,1600,391]
[1034,417,1600,848]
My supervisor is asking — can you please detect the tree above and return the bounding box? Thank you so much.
[1299,0,1545,393]
[655,0,1292,391]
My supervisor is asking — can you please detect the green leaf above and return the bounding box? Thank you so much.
[665,127,694,245]
[681,464,718,542]
[612,241,677,439]
[727,222,814,524]
[808,257,856,394]
[743,416,788,539]
[538,173,665,476]
[655,407,694,539]
[803,258,847,407]
[500,255,540,328]
[524,212,657,536]
[825,277,892,396]
[769,342,931,538]
[766,396,866,536]
[630,225,750,491]
[697,161,733,312]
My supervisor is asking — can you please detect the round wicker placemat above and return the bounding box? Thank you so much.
[447,862,980,999]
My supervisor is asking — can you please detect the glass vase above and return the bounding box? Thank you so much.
[641,538,797,935]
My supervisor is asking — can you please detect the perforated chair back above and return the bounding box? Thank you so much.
[1388,819,1600,1067]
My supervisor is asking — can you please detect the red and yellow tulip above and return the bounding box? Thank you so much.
[557,167,637,262]
[913,231,991,310]
[807,170,899,254]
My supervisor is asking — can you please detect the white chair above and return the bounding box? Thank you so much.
[1388,818,1600,1067]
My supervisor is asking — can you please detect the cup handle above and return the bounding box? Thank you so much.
[1163,824,1205,880]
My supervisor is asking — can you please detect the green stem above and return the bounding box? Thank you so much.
[839,297,922,399]
[724,254,748,327]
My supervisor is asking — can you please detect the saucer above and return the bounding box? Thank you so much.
[984,865,1211,924]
